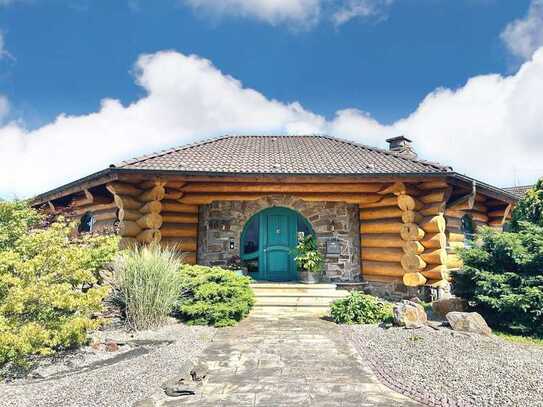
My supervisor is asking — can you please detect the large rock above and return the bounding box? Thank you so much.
[393,300,428,328]
[432,297,466,319]
[446,311,492,336]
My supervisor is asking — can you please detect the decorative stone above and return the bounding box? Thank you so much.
[105,340,119,352]
[446,311,492,336]
[432,297,466,319]
[393,300,428,328]
[161,378,199,397]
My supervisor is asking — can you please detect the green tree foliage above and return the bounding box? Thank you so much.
[178,265,254,327]
[330,292,393,324]
[511,178,543,229]
[113,244,181,330]
[453,223,543,336]
[0,201,118,367]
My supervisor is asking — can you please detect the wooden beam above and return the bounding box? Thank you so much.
[181,182,384,193]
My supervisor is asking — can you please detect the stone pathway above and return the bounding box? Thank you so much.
[153,315,420,406]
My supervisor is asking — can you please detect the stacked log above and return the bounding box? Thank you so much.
[67,189,116,234]
[486,202,513,230]
[159,197,198,265]
[107,181,164,248]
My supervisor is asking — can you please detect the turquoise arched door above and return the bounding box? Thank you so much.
[241,207,312,282]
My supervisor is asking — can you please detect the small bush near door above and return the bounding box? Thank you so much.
[178,265,254,327]
[330,292,393,324]
[112,244,181,331]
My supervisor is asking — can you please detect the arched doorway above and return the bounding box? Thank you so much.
[240,207,314,281]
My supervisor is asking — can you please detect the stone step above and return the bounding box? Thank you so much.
[251,289,348,297]
[250,283,338,290]
[255,296,343,307]
[250,306,330,317]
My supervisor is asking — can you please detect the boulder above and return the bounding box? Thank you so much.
[432,298,466,319]
[393,300,428,328]
[446,312,492,336]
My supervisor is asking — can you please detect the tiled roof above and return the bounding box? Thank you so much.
[503,185,533,198]
[114,135,452,176]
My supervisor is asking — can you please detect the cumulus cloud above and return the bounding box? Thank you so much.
[501,0,543,61]
[1,48,542,199]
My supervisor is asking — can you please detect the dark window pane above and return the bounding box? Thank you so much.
[461,214,475,247]
[78,212,94,233]
[243,216,259,255]
[297,214,312,237]
[245,259,259,273]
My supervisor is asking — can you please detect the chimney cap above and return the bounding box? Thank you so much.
[386,135,412,143]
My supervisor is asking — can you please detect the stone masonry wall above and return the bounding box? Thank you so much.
[197,195,361,282]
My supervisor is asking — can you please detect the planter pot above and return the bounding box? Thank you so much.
[299,270,322,284]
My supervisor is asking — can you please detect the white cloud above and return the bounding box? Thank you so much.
[332,0,393,26]
[1,48,542,199]
[182,0,321,27]
[501,0,543,61]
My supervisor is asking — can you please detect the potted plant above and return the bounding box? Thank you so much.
[293,233,324,284]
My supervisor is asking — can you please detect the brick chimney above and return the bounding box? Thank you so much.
[386,135,417,159]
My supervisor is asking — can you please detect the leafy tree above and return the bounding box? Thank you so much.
[511,178,543,229]
[0,201,118,368]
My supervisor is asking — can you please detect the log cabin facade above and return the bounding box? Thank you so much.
[33,135,518,299]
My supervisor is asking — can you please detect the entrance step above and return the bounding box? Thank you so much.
[250,283,349,316]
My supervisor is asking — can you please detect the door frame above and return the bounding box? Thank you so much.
[240,206,314,281]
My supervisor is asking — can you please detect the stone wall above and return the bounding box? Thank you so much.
[197,195,361,282]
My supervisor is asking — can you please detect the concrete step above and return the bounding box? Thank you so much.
[255,296,344,307]
[251,283,337,290]
[251,289,348,297]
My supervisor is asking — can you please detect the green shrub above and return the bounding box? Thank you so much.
[511,178,543,229]
[113,244,181,330]
[453,223,543,337]
[178,265,254,327]
[330,292,393,324]
[293,234,324,273]
[0,202,118,368]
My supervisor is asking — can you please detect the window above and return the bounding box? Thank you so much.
[242,216,259,256]
[297,215,312,238]
[78,212,95,233]
[461,214,475,247]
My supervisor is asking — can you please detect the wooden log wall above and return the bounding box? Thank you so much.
[64,189,117,234]
[107,181,198,264]
[359,180,453,289]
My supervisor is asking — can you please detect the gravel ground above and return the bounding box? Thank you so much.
[1,322,215,407]
[347,324,543,407]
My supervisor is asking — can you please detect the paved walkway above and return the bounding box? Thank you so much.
[158,314,420,406]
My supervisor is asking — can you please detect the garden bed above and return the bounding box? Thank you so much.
[346,324,543,407]
[1,321,215,407]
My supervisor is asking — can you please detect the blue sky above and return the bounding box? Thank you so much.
[1,0,542,198]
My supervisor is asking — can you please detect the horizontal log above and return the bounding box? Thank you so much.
[182,182,384,193]
[362,274,403,284]
[360,220,403,234]
[162,201,198,213]
[421,249,448,265]
[402,240,425,255]
[361,248,404,262]
[362,261,405,277]
[93,209,118,222]
[420,232,446,249]
[451,200,487,213]
[161,213,199,224]
[71,193,112,208]
[136,229,161,244]
[488,219,504,227]
[179,193,264,204]
[119,208,141,221]
[417,180,449,190]
[140,201,162,214]
[448,232,465,242]
[401,253,427,272]
[400,223,425,241]
[447,254,463,269]
[421,215,446,233]
[114,194,141,210]
[119,220,142,237]
[164,188,184,200]
[448,241,465,250]
[160,224,198,238]
[359,196,398,209]
[401,210,423,224]
[359,207,403,221]
[420,190,448,204]
[68,202,117,217]
[361,234,404,248]
[421,264,448,280]
[446,209,489,223]
[160,237,198,252]
[446,217,462,229]
[182,252,197,265]
[403,272,427,287]
[91,220,117,234]
[137,213,163,230]
[420,202,446,216]
[297,193,382,204]
[139,180,167,190]
[397,195,423,211]
[139,185,165,202]
[106,182,141,196]
[378,182,419,196]
[488,208,506,218]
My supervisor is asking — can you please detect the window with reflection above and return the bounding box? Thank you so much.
[461,214,475,247]
[297,215,312,238]
[242,216,259,256]
[78,212,95,233]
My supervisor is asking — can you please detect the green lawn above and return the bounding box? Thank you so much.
[495,331,543,347]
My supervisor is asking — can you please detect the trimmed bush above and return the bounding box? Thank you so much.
[178,265,254,327]
[453,223,543,337]
[0,202,118,368]
[330,292,393,324]
[113,244,181,330]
